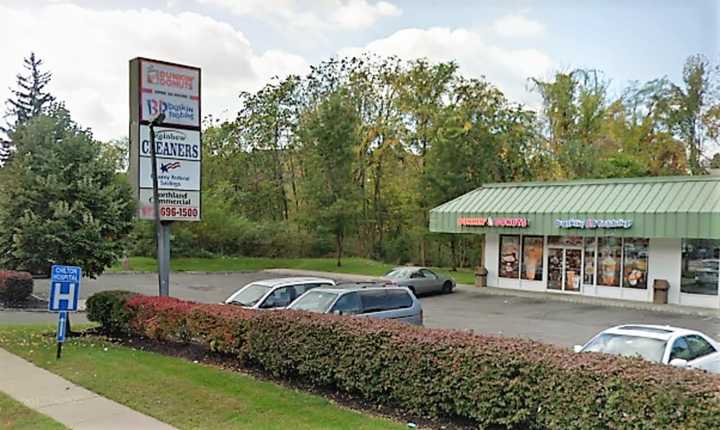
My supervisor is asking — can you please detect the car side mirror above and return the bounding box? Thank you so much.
[573,345,583,353]
[670,358,689,367]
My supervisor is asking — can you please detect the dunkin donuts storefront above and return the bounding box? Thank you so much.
[429,176,720,309]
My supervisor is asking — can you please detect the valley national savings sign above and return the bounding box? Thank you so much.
[458,217,529,228]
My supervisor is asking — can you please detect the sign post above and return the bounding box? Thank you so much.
[48,265,81,359]
[128,58,202,296]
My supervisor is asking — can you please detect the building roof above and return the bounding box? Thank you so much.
[429,176,720,239]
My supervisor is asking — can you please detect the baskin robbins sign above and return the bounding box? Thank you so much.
[458,216,529,228]
[554,218,633,229]
[129,58,202,222]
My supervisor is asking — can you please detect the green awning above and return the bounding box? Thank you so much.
[429,176,720,239]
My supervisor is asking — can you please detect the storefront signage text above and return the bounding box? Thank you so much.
[554,218,633,229]
[458,217,529,228]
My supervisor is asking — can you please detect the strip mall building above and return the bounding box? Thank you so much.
[430,176,720,309]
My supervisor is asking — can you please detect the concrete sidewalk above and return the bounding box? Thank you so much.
[0,348,176,430]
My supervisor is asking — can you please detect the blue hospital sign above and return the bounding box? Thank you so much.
[49,265,81,312]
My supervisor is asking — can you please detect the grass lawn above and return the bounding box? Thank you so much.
[0,326,404,430]
[110,256,476,284]
[0,391,67,430]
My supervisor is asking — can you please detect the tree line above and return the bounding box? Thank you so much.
[1,53,718,274]
[168,54,718,268]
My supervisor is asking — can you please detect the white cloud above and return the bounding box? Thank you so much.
[197,0,401,31]
[0,3,308,141]
[339,27,553,106]
[492,14,545,38]
[331,1,401,30]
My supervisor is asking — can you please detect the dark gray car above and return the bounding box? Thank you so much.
[288,282,423,325]
[382,266,455,295]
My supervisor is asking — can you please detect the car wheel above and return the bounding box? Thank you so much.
[442,281,453,294]
[408,286,417,296]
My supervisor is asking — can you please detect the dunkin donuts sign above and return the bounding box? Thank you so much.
[458,217,529,228]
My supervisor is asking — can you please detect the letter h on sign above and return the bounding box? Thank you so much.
[48,265,81,312]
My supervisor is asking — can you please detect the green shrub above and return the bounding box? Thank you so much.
[0,271,33,306]
[86,290,136,334]
[120,294,720,429]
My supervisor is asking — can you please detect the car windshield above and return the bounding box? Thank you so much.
[227,284,271,307]
[581,333,667,363]
[385,268,412,279]
[288,290,339,313]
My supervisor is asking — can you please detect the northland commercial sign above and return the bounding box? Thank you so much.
[129,58,202,221]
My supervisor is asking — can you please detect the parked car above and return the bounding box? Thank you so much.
[574,324,720,373]
[287,282,423,325]
[382,266,455,295]
[224,277,335,309]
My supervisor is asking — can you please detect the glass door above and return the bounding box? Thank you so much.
[565,249,582,292]
[547,247,582,292]
[548,248,563,290]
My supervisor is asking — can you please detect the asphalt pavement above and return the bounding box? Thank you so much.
[4,271,720,347]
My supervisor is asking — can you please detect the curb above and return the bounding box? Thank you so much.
[104,271,255,275]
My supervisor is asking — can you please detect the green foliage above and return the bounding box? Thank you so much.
[299,89,363,266]
[1,52,55,165]
[0,271,33,306]
[0,106,135,277]
[125,54,718,268]
[85,290,135,334]
[120,294,720,429]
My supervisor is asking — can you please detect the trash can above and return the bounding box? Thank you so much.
[653,279,669,304]
[475,267,488,288]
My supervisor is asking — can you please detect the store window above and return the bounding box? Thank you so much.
[623,238,649,289]
[499,235,520,278]
[583,238,596,285]
[548,236,584,247]
[681,239,720,296]
[522,236,544,281]
[597,237,622,287]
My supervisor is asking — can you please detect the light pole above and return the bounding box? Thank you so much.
[149,113,170,296]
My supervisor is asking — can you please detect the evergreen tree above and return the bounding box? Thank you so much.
[0,105,134,277]
[1,52,55,165]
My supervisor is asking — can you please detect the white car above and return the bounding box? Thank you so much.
[224,277,335,309]
[574,324,720,373]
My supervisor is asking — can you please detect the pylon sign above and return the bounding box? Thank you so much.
[128,58,202,221]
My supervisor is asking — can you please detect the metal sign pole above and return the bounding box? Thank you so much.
[149,120,170,296]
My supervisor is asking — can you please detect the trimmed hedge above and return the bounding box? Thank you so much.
[93,293,720,429]
[0,271,33,306]
[86,290,137,334]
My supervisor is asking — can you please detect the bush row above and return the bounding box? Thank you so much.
[88,292,720,429]
[0,271,33,306]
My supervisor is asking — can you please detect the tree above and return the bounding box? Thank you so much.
[1,53,55,165]
[298,89,362,266]
[394,59,458,264]
[0,105,134,277]
[531,69,610,179]
[667,55,719,174]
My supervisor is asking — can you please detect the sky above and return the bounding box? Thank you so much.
[0,0,717,142]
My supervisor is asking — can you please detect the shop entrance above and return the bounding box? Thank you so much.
[547,247,582,292]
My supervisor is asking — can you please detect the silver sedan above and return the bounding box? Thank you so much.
[382,266,455,296]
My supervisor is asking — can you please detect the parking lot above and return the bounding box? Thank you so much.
[8,271,720,347]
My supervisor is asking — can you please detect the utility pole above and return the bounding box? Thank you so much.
[149,113,170,296]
